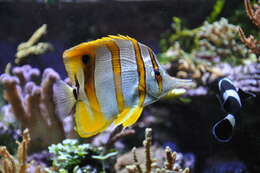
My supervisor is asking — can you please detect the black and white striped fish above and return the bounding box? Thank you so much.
[212,77,255,142]
[53,35,195,138]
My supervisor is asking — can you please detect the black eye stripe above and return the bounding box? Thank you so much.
[73,88,78,100]
[75,75,80,89]
[82,55,90,64]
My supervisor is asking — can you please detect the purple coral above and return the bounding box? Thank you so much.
[0,65,67,152]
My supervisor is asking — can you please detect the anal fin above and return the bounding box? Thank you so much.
[122,106,143,127]
[75,101,114,138]
[113,106,144,127]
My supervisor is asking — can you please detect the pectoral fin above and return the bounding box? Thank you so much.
[75,101,114,138]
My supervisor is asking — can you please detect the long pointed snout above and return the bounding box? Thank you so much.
[170,77,196,89]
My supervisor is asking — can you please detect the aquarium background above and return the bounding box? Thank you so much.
[0,0,259,173]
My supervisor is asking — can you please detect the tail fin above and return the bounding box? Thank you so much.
[171,77,196,89]
[238,88,256,104]
[53,80,76,117]
[212,114,236,142]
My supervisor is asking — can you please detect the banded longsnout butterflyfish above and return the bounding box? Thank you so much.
[53,35,194,138]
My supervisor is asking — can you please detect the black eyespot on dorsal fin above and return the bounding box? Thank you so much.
[82,55,90,64]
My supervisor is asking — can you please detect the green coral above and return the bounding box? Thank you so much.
[207,0,225,23]
[159,17,256,66]
[48,139,117,173]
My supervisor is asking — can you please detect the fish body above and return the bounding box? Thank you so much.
[217,77,241,114]
[212,77,255,142]
[54,35,194,138]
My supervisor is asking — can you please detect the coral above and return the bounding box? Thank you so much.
[115,128,191,173]
[0,65,66,152]
[224,62,260,92]
[239,27,260,56]
[195,18,249,61]
[104,126,136,149]
[160,14,260,90]
[244,0,260,28]
[160,18,257,86]
[27,150,53,168]
[15,24,53,65]
[0,122,20,154]
[239,0,260,56]
[164,43,223,85]
[206,0,225,23]
[48,138,117,173]
[0,129,46,173]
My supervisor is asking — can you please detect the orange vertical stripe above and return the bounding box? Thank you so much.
[131,39,146,106]
[105,41,125,113]
[84,55,104,119]
[148,48,163,92]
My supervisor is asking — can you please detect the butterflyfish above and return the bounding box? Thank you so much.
[212,77,255,142]
[54,35,195,138]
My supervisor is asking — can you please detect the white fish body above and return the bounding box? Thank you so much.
[54,35,194,137]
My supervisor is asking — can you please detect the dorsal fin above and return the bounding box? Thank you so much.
[62,35,137,85]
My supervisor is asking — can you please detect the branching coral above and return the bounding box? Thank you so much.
[239,0,260,56]
[0,129,46,173]
[164,42,223,85]
[15,24,53,65]
[115,128,191,173]
[104,126,136,149]
[244,0,260,28]
[239,28,260,55]
[160,17,257,85]
[0,65,66,153]
[196,18,249,60]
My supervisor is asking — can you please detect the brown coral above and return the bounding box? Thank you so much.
[0,65,66,152]
[238,27,260,55]
[15,24,53,64]
[0,129,46,173]
[115,128,190,173]
[104,126,136,149]
[239,0,260,56]
[244,0,260,28]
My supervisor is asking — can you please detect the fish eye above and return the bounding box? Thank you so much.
[82,55,90,64]
[154,69,160,76]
